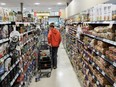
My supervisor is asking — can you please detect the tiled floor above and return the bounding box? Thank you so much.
[29,43,81,87]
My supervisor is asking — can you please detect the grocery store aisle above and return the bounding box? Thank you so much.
[29,43,81,87]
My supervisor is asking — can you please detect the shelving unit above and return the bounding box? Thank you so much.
[0,21,39,87]
[83,21,116,24]
[76,38,116,68]
[0,38,9,44]
[62,16,116,87]
[83,33,116,46]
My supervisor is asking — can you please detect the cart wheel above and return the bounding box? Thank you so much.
[47,73,51,77]
[35,78,38,82]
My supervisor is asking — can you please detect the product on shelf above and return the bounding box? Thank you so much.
[4,57,11,71]
[3,8,10,22]
[90,39,97,47]
[0,25,9,40]
[16,11,23,22]
[0,59,4,76]
[95,42,108,54]
[87,25,116,41]
[0,7,4,21]
[105,46,116,61]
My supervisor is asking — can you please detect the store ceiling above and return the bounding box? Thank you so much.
[0,0,67,12]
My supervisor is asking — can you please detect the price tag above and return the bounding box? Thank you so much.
[101,55,105,59]
[7,54,9,57]
[1,73,6,80]
[109,21,114,28]
[11,66,13,70]
[114,42,116,46]
[92,62,95,66]
[92,76,95,79]
[96,81,99,85]
[113,83,116,87]
[113,62,116,67]
[97,67,99,70]
[83,64,85,67]
[102,71,105,76]
[93,49,95,52]
[110,40,113,44]
[88,57,89,60]
[3,56,6,60]
[102,38,106,42]
[87,46,89,48]
[0,40,2,43]
[96,52,99,55]
[2,39,5,42]
[87,81,90,84]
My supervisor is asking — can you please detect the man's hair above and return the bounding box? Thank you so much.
[50,23,55,28]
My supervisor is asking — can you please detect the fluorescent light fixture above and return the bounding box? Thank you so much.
[57,2,62,5]
[48,8,51,10]
[34,3,40,5]
[23,8,26,10]
[0,3,6,5]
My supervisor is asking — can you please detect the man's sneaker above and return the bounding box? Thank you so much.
[53,66,57,69]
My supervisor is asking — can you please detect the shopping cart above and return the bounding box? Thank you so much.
[35,34,52,82]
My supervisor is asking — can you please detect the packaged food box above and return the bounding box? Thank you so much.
[97,41,108,48]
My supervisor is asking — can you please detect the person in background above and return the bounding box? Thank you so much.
[48,23,61,69]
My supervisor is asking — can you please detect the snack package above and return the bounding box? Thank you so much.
[76,25,83,39]
[2,25,9,39]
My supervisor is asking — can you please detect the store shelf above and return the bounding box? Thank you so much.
[10,70,21,86]
[20,37,34,47]
[91,61,115,87]
[83,62,103,87]
[20,29,37,36]
[0,22,11,25]
[0,38,9,44]
[83,21,116,24]
[0,53,12,62]
[16,22,35,25]
[76,38,116,68]
[90,46,116,67]
[19,81,24,87]
[0,59,20,82]
[83,33,116,46]
[84,50,115,87]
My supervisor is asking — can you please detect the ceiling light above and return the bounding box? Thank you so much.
[57,2,62,5]
[23,8,26,10]
[34,3,40,5]
[0,3,6,5]
[48,8,51,10]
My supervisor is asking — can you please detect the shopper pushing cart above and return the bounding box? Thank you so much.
[48,23,61,69]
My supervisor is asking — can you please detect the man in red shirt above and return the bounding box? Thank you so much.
[48,23,61,69]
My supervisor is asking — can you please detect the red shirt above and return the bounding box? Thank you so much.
[48,28,61,47]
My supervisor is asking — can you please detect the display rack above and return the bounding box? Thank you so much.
[0,22,39,87]
[83,33,116,46]
[61,18,116,87]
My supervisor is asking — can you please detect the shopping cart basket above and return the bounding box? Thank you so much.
[35,40,52,82]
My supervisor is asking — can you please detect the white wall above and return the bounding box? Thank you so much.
[66,0,111,18]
